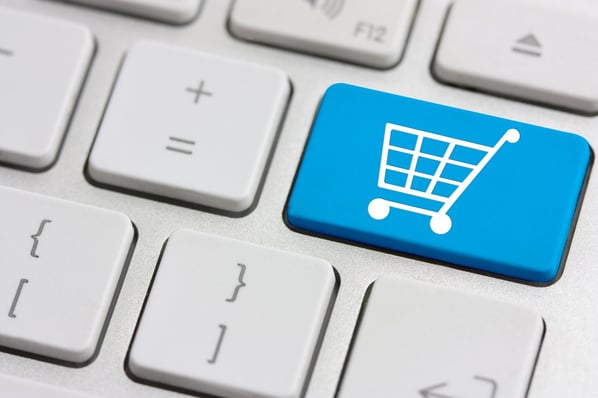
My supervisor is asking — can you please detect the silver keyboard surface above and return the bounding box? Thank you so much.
[1,0,598,397]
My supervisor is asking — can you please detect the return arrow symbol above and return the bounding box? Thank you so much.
[420,375,497,398]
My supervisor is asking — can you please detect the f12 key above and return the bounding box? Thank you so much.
[230,0,418,68]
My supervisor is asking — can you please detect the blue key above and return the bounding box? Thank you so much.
[286,84,591,283]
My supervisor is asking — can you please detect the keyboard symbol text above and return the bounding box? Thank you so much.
[305,0,345,20]
[207,324,227,365]
[420,375,497,398]
[166,136,196,155]
[8,279,29,319]
[512,33,542,57]
[186,80,213,104]
[30,219,52,258]
[226,263,247,303]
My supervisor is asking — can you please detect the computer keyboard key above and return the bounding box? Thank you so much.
[0,372,95,398]
[434,0,598,114]
[230,0,418,68]
[128,229,336,398]
[59,0,202,24]
[0,7,94,170]
[337,277,543,398]
[286,84,590,283]
[87,41,290,214]
[0,186,134,364]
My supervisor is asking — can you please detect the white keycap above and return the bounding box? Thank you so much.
[230,0,418,69]
[434,0,598,114]
[0,8,93,170]
[0,372,94,398]
[337,277,543,398]
[62,0,202,24]
[0,186,134,364]
[128,229,336,398]
[88,41,289,213]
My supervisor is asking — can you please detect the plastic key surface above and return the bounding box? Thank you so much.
[286,84,590,283]
[128,229,336,398]
[230,0,418,68]
[0,186,134,364]
[88,41,289,214]
[337,277,544,398]
[434,0,598,114]
[0,7,93,170]
[61,0,202,24]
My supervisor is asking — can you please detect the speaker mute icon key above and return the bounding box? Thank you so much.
[230,0,418,68]
[166,136,195,155]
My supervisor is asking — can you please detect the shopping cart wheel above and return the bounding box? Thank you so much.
[430,213,452,235]
[368,198,390,220]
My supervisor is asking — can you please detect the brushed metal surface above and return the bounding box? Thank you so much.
[1,0,597,397]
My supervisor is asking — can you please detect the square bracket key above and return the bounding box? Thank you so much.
[127,229,336,398]
[0,186,134,365]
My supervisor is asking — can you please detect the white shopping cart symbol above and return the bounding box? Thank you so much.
[368,123,520,234]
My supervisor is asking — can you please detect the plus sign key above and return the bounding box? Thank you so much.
[186,80,213,104]
[88,41,290,213]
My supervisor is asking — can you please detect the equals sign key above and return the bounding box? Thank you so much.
[166,136,196,155]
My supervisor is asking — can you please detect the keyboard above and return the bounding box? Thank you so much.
[1,0,597,397]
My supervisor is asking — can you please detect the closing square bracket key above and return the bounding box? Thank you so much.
[127,229,336,398]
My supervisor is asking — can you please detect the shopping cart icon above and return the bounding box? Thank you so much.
[368,123,520,234]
